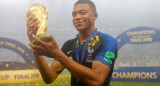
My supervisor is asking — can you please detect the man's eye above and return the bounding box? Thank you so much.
[72,13,76,17]
[81,12,86,15]
[80,11,87,15]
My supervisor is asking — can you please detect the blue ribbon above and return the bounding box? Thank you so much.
[75,29,98,64]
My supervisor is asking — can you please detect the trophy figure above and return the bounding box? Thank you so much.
[26,4,49,38]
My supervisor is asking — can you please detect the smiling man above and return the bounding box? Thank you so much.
[26,0,117,86]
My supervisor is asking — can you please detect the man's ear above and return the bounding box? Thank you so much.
[94,13,98,20]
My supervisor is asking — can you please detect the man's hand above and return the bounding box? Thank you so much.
[29,35,60,58]
[26,16,39,42]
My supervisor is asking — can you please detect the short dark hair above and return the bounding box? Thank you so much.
[74,0,97,13]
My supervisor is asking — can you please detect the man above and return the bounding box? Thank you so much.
[27,0,117,86]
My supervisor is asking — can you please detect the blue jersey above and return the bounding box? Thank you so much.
[61,31,117,86]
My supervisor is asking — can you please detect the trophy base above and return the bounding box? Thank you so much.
[36,33,46,38]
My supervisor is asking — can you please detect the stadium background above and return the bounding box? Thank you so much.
[0,0,160,86]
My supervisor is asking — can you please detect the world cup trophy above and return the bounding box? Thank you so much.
[26,4,49,38]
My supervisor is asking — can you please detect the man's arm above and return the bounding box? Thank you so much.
[29,35,113,86]
[34,55,65,84]
[26,17,65,84]
[56,52,110,86]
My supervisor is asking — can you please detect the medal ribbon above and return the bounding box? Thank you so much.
[75,29,98,64]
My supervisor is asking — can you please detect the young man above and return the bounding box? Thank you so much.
[27,0,117,86]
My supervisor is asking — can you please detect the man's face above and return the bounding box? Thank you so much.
[72,4,97,32]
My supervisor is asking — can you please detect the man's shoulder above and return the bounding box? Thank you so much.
[61,38,77,53]
[63,38,77,46]
[98,31,116,42]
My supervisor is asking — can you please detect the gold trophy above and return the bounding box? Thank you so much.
[26,4,49,38]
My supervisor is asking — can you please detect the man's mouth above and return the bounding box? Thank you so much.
[75,22,83,26]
